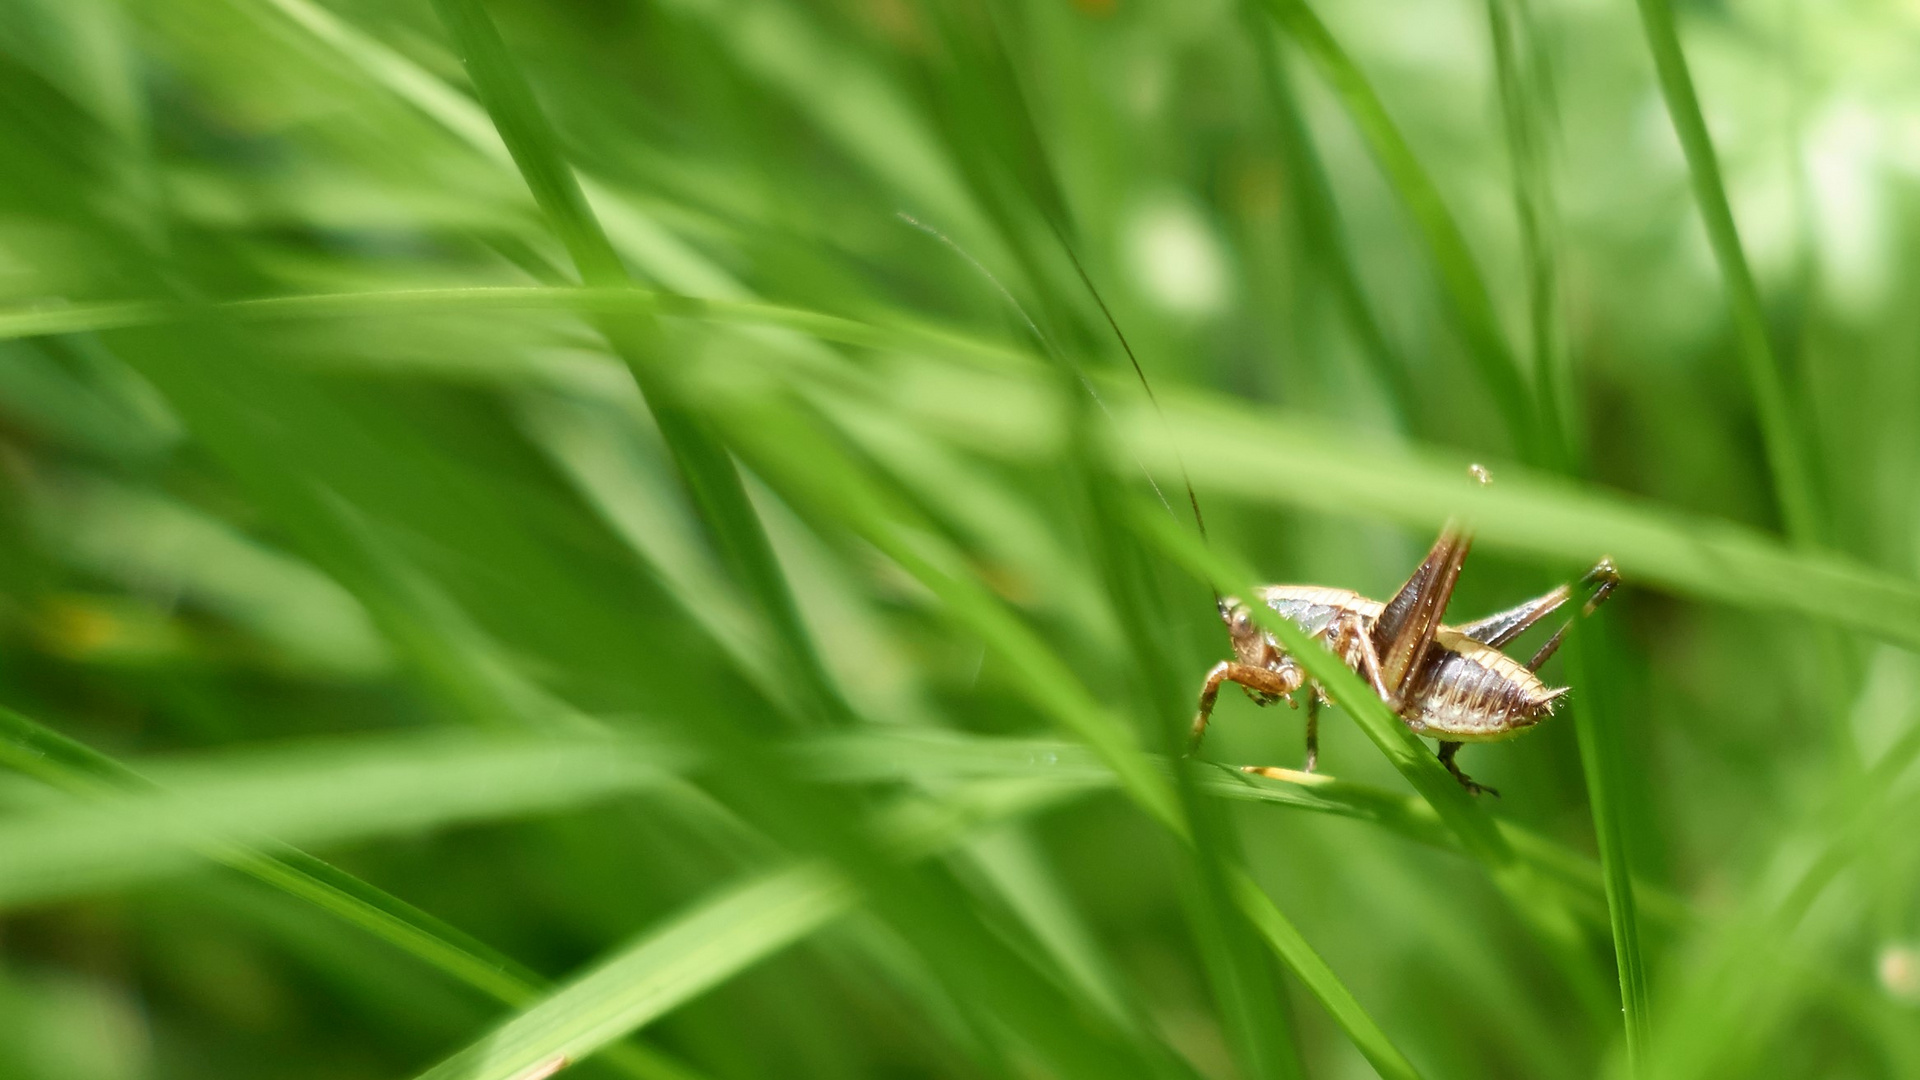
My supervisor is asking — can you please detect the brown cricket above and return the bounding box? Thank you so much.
[1186,466,1618,795]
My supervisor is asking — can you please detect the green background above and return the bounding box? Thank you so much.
[0,0,1915,1077]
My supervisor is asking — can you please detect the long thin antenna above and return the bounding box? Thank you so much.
[895,212,1183,526]
[1047,226,1209,543]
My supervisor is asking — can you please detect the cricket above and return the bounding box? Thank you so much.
[1185,466,1618,796]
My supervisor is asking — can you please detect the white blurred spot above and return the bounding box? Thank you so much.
[1878,943,1920,1004]
[1805,98,1890,313]
[1124,195,1230,318]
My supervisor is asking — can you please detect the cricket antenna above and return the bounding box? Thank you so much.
[1045,224,1208,545]
[896,212,1190,531]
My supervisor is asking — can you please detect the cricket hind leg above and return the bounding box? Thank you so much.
[1189,662,1303,755]
[1455,558,1620,670]
[1303,694,1321,772]
[1438,740,1499,797]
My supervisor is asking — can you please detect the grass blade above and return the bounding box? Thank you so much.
[1482,0,1655,1062]
[714,399,1424,1075]
[0,729,680,911]
[1628,0,1820,547]
[1263,0,1538,460]
[427,0,848,731]
[412,865,852,1080]
[1126,398,1920,649]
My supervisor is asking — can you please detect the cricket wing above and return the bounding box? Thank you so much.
[1370,527,1471,703]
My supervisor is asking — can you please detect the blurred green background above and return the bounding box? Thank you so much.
[1,0,1917,1077]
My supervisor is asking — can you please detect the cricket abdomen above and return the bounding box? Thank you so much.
[1402,631,1567,741]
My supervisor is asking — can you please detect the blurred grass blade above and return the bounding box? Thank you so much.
[0,288,1014,370]
[1226,869,1419,1080]
[1263,0,1537,460]
[1481,0,1654,1062]
[0,707,701,1080]
[413,865,852,1080]
[1651,718,1920,1078]
[796,726,1690,927]
[425,0,623,286]
[1127,398,1920,649]
[715,400,1423,1074]
[1563,625,1653,1070]
[410,771,1147,1080]
[1629,0,1820,546]
[427,0,847,729]
[0,730,681,911]
[1242,5,1417,433]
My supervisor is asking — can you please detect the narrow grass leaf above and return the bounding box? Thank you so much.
[716,400,1423,1074]
[794,726,1690,926]
[0,731,679,910]
[427,0,848,730]
[413,865,852,1080]
[1482,0,1655,1060]
[1264,0,1538,459]
[1126,398,1920,649]
[1628,0,1820,547]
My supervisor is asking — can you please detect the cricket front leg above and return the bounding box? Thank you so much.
[1189,662,1303,754]
[1438,740,1499,797]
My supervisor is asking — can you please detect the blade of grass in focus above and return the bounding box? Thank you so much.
[794,726,1690,927]
[1482,0,1655,1064]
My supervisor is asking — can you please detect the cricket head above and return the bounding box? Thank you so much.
[1217,595,1306,702]
[1217,596,1273,666]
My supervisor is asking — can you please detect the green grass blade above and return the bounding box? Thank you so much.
[1126,398,1920,649]
[412,865,853,1080]
[1482,0,1654,1062]
[0,704,712,1080]
[425,0,624,287]
[1241,3,1417,432]
[715,400,1423,1074]
[0,729,681,911]
[1562,626,1653,1070]
[1628,0,1820,547]
[1263,0,1538,460]
[427,0,848,730]
[1226,869,1421,1080]
[796,726,1690,928]
[404,769,1111,1080]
